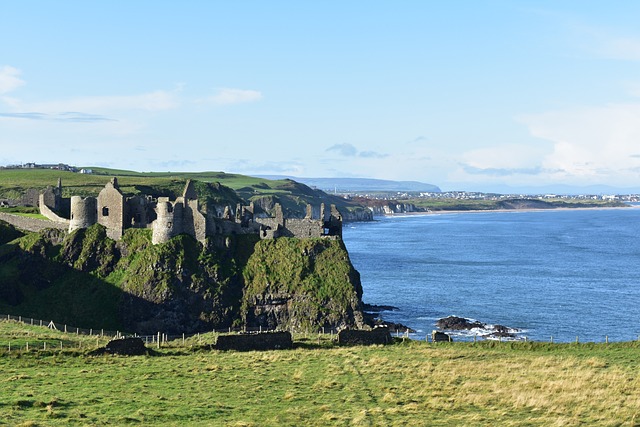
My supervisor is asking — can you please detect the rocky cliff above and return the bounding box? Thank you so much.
[242,238,365,331]
[0,220,366,334]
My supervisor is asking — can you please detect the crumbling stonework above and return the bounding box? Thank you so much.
[254,202,342,240]
[26,178,344,245]
[214,331,293,351]
[97,178,126,240]
[95,337,149,355]
[337,327,393,346]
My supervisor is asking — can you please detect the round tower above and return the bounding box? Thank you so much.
[152,201,183,244]
[69,196,97,233]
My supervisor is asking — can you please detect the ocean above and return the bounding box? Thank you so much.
[342,206,640,342]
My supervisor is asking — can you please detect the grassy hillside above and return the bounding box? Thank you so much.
[0,168,367,218]
[0,320,638,426]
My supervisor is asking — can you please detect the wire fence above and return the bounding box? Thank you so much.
[0,313,363,352]
[7,313,631,353]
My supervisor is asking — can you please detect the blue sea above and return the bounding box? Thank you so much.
[342,206,640,342]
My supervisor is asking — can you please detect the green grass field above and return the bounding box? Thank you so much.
[1,320,638,426]
[0,168,286,198]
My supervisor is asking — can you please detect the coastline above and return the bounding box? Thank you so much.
[381,204,634,217]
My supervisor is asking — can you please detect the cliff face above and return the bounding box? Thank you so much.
[0,221,366,334]
[242,238,365,331]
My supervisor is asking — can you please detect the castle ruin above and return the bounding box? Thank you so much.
[36,178,342,244]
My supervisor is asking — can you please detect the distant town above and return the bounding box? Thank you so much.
[2,162,639,203]
[344,190,640,203]
[1,162,93,174]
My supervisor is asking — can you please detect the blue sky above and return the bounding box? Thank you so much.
[2,1,640,192]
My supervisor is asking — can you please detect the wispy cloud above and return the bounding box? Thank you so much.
[359,150,388,159]
[25,90,180,113]
[0,111,116,122]
[229,160,304,175]
[570,23,640,62]
[153,159,197,169]
[408,136,428,144]
[326,143,387,158]
[461,164,546,176]
[593,34,640,61]
[326,143,358,157]
[0,66,25,94]
[205,88,263,105]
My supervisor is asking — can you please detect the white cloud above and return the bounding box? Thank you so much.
[0,66,25,94]
[206,88,262,105]
[519,103,640,184]
[461,144,549,171]
[24,90,180,114]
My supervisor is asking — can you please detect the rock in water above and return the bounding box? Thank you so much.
[436,316,483,330]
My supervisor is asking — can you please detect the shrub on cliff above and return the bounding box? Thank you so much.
[0,220,24,245]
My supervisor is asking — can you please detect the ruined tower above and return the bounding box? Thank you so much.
[152,200,184,244]
[69,196,97,232]
[97,177,125,240]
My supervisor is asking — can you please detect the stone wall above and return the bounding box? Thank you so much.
[104,337,149,355]
[38,194,70,225]
[214,331,293,351]
[0,212,68,233]
[20,188,40,207]
[253,203,342,239]
[337,327,392,346]
[126,195,153,228]
[281,218,324,238]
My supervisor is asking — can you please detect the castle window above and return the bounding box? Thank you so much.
[167,222,172,228]
[102,207,109,217]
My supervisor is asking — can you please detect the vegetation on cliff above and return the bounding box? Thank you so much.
[0,221,365,334]
[0,220,23,245]
[242,238,365,331]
